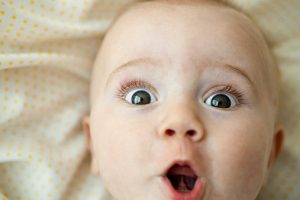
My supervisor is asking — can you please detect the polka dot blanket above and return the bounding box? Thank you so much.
[0,0,299,200]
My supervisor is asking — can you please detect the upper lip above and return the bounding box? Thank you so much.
[163,159,199,177]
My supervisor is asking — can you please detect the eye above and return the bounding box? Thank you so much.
[205,93,238,108]
[125,88,157,105]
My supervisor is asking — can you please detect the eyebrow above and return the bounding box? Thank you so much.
[105,58,157,89]
[222,64,255,86]
[105,57,254,88]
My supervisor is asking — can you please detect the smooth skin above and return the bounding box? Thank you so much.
[83,1,284,199]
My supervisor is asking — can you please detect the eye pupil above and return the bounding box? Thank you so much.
[131,90,151,105]
[211,94,231,108]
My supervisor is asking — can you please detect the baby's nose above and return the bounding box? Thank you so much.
[157,103,205,142]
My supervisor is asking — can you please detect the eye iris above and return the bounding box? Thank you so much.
[211,94,231,108]
[131,90,151,105]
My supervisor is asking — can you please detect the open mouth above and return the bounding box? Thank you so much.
[165,163,198,193]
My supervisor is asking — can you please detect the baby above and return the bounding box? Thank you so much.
[83,0,285,199]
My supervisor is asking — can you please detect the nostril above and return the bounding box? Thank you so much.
[186,130,196,137]
[165,129,175,136]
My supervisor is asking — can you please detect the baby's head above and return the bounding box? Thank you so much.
[83,0,284,199]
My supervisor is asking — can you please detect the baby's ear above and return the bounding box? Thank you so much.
[268,125,285,169]
[263,125,285,186]
[82,116,100,175]
[83,116,92,151]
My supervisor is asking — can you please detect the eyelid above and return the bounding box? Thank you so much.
[116,79,159,100]
[203,85,246,105]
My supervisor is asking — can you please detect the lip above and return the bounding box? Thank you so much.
[162,160,206,200]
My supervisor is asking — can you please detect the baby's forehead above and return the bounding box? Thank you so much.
[99,0,272,74]
[108,0,268,55]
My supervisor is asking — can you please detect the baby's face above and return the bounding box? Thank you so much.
[84,1,284,200]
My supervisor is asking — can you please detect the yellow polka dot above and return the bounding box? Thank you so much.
[11,15,16,19]
[19,60,24,64]
[33,24,38,28]
[30,0,36,3]
[0,19,2,23]
[28,155,33,159]
[60,10,65,16]
[0,10,6,15]
[9,23,14,27]
[8,60,13,65]
[22,20,28,24]
[4,77,10,81]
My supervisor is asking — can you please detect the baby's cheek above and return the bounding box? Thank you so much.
[210,121,271,198]
[92,118,145,180]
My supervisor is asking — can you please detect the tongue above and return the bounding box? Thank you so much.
[169,175,197,192]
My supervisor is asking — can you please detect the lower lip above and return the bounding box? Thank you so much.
[162,176,206,200]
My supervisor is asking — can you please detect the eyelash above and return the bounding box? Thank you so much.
[116,79,246,105]
[214,85,246,106]
[116,79,154,100]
